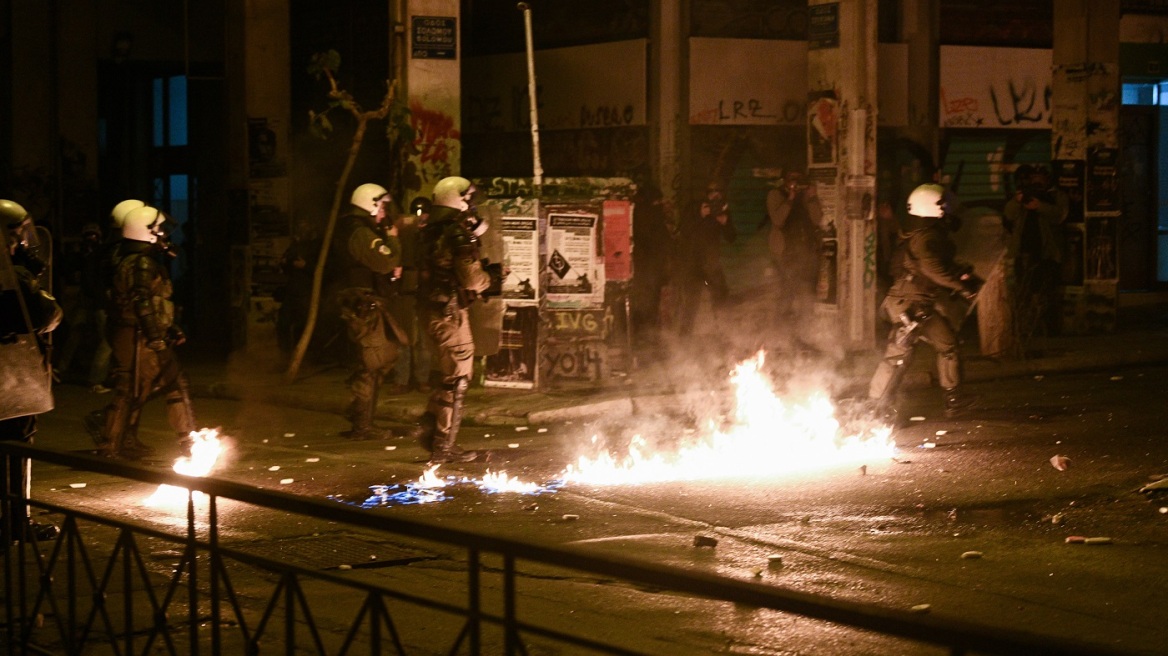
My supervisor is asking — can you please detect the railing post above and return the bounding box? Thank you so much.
[122,529,133,655]
[187,490,199,654]
[468,548,480,655]
[285,571,296,653]
[2,455,16,656]
[210,495,221,655]
[66,518,77,651]
[503,554,517,656]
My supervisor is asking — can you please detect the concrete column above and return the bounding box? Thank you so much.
[242,0,291,349]
[901,0,939,160]
[650,0,686,213]
[405,0,461,199]
[1052,1,1120,333]
[807,0,878,350]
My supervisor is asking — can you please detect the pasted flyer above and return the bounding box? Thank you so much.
[547,213,599,301]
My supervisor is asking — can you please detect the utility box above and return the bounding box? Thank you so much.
[474,177,635,390]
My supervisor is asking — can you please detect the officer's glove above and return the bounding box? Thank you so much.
[958,272,983,302]
[167,325,187,347]
[482,260,505,298]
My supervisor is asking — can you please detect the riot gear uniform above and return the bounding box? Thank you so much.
[94,210,197,460]
[331,184,406,441]
[868,184,981,421]
[414,177,503,465]
[2,201,63,543]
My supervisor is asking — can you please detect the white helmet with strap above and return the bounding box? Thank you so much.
[906,184,947,218]
[351,183,390,215]
[122,206,163,243]
[110,199,146,228]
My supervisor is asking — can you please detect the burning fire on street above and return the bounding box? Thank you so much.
[144,428,226,508]
[560,351,895,486]
[351,351,894,507]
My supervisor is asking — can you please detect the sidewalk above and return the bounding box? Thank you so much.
[183,297,1168,428]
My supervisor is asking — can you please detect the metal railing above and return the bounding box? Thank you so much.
[1,442,1134,655]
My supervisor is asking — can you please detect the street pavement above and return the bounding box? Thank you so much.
[16,295,1168,654]
[183,296,1168,431]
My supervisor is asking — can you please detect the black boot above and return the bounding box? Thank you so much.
[426,378,479,465]
[427,447,480,466]
[84,409,107,447]
[413,412,438,451]
[943,388,977,418]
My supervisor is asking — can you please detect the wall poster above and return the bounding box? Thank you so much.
[1086,147,1120,214]
[547,212,600,302]
[500,217,539,302]
[1085,216,1118,281]
[603,200,632,282]
[808,90,839,166]
[484,304,538,389]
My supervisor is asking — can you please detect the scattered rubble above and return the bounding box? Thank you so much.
[960,551,983,559]
[693,535,718,548]
[1065,536,1112,545]
[1050,455,1071,471]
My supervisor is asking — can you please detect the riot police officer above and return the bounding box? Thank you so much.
[868,184,982,421]
[1,199,63,543]
[413,176,503,466]
[331,183,407,441]
[95,205,197,459]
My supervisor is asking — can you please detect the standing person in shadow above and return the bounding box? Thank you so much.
[675,179,736,338]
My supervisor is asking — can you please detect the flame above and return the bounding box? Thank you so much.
[560,351,894,486]
[415,464,447,489]
[144,428,225,507]
[479,469,542,494]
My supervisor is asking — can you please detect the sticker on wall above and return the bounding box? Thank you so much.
[808,90,839,167]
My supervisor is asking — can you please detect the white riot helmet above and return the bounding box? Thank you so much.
[351,183,390,216]
[110,199,146,228]
[906,184,947,218]
[432,176,474,212]
[122,206,164,243]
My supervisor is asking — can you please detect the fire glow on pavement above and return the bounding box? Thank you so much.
[560,351,895,486]
[347,351,894,508]
[143,428,226,508]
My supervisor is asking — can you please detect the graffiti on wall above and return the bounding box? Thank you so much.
[463,40,646,133]
[409,101,459,180]
[542,341,605,381]
[689,38,807,126]
[940,46,1053,129]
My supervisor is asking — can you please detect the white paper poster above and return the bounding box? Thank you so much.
[500,218,539,303]
[547,213,599,302]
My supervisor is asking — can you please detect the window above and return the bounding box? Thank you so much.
[1122,81,1168,105]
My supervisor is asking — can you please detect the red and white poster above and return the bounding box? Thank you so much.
[603,200,632,282]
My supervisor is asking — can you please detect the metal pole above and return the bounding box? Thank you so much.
[517,2,544,392]
[516,3,543,194]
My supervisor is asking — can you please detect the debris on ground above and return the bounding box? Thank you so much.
[911,604,931,613]
[1139,477,1168,495]
[960,551,983,559]
[1050,455,1071,471]
[693,535,718,548]
[1066,536,1112,545]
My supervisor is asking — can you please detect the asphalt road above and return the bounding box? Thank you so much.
[19,363,1168,655]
